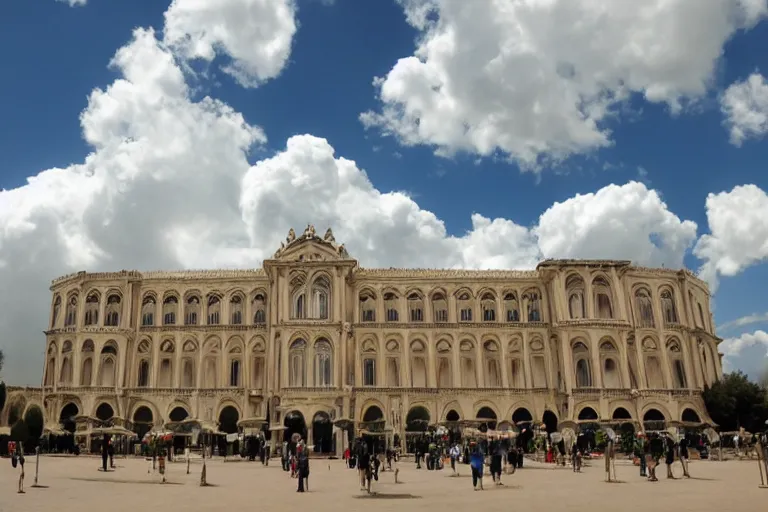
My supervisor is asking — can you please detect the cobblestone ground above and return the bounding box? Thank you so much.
[0,455,765,512]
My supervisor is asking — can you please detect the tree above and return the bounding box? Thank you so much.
[0,347,4,373]
[10,419,29,444]
[703,371,768,432]
[0,381,5,414]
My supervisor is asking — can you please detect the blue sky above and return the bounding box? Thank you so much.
[1,0,768,385]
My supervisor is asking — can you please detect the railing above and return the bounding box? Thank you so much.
[571,388,702,400]
[139,324,267,332]
[353,321,550,329]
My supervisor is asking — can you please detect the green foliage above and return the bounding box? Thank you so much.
[24,406,44,441]
[0,381,6,414]
[10,419,29,443]
[703,371,768,432]
[595,430,608,450]
[0,348,4,374]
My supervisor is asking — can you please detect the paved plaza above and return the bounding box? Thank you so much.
[0,455,764,512]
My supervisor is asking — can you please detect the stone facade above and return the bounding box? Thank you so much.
[2,226,721,453]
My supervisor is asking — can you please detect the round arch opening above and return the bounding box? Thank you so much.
[362,405,384,423]
[312,411,333,454]
[612,407,632,420]
[58,402,79,452]
[445,409,460,422]
[681,408,701,423]
[406,406,430,432]
[132,406,154,440]
[643,408,666,422]
[512,407,533,424]
[169,407,189,423]
[284,411,307,444]
[542,410,558,434]
[218,406,240,435]
[95,403,114,422]
[23,406,44,449]
[476,406,497,431]
[577,407,599,421]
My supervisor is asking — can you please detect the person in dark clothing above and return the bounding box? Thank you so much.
[679,437,690,478]
[645,435,659,482]
[101,435,110,472]
[490,440,503,485]
[469,443,484,490]
[665,436,676,479]
[357,445,372,493]
[297,444,310,492]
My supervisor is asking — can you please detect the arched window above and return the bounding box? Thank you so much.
[137,360,150,387]
[431,292,448,322]
[65,294,78,327]
[182,340,198,388]
[507,338,524,388]
[201,338,220,388]
[408,293,424,322]
[136,339,151,387]
[410,340,427,387]
[483,340,501,387]
[228,343,244,387]
[642,337,665,389]
[385,340,401,387]
[252,292,267,324]
[359,290,376,322]
[525,291,541,322]
[104,294,121,326]
[289,339,306,387]
[311,275,331,319]
[667,339,687,388]
[314,339,333,387]
[163,295,178,325]
[81,339,94,386]
[230,295,243,325]
[384,292,399,322]
[481,293,496,322]
[59,341,73,385]
[436,340,452,387]
[84,292,100,326]
[459,340,477,387]
[251,341,266,390]
[158,340,175,387]
[599,340,621,388]
[566,275,585,319]
[207,295,221,325]
[290,273,307,320]
[660,289,678,325]
[229,359,241,387]
[457,292,473,322]
[592,277,613,319]
[185,295,201,325]
[51,295,61,328]
[141,295,156,326]
[99,342,118,387]
[634,288,655,328]
[572,341,592,388]
[503,292,520,322]
[361,339,377,386]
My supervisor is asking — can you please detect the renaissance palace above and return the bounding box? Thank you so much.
[1,225,721,455]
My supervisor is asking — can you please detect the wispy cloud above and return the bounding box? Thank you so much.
[718,312,768,332]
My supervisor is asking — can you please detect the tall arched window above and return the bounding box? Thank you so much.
[84,292,100,326]
[182,340,198,388]
[408,293,424,322]
[436,340,452,388]
[572,341,592,388]
[311,275,331,319]
[384,292,399,322]
[81,339,94,387]
[431,292,448,322]
[136,339,151,387]
[65,294,78,327]
[525,290,541,322]
[104,294,121,326]
[385,340,401,387]
[483,340,501,387]
[667,339,687,388]
[592,277,613,319]
[660,289,678,325]
[359,290,376,322]
[158,340,175,388]
[566,275,585,319]
[460,340,477,387]
[185,295,200,325]
[230,294,243,325]
[141,295,156,326]
[507,338,524,388]
[163,295,178,325]
[634,288,655,328]
[599,340,621,388]
[503,292,520,322]
[457,292,473,322]
[314,339,333,387]
[289,339,306,387]
[59,340,73,385]
[361,339,377,386]
[481,293,496,322]
[290,273,307,320]
[252,292,267,324]
[207,295,221,325]
[410,340,427,387]
[51,295,61,328]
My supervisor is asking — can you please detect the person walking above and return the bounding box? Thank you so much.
[665,435,676,479]
[679,436,690,478]
[358,444,372,493]
[297,443,310,492]
[469,442,484,491]
[449,443,461,475]
[635,433,647,477]
[101,434,110,472]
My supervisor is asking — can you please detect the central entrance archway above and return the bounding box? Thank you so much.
[95,403,114,423]
[284,410,307,444]
[476,406,497,431]
[58,402,79,452]
[132,406,154,440]
[405,406,430,454]
[312,411,333,453]
[169,406,189,423]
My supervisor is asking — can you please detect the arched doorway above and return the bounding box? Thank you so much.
[362,405,384,423]
[95,403,114,423]
[542,410,558,434]
[512,408,533,453]
[681,408,701,423]
[218,406,240,434]
[23,406,44,450]
[58,402,79,452]
[643,408,666,430]
[312,411,333,453]
[612,407,632,420]
[284,410,307,444]
[512,407,533,424]
[405,406,430,454]
[169,407,189,422]
[577,407,599,421]
[476,406,497,431]
[446,409,460,422]
[132,406,153,440]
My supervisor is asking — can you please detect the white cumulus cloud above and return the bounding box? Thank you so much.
[721,72,768,145]
[163,0,298,88]
[361,0,768,167]
[720,330,768,375]
[694,184,768,290]
[56,0,87,6]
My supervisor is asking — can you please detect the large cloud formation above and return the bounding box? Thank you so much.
[361,0,768,166]
[721,72,768,145]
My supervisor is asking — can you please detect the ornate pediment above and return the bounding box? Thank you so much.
[273,225,351,261]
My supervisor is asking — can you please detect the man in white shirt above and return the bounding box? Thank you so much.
[449,443,461,475]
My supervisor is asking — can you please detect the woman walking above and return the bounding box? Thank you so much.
[469,443,484,491]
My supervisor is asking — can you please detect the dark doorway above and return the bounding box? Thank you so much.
[406,406,430,432]
[512,407,533,424]
[577,407,599,421]
[681,408,701,423]
[284,410,307,443]
[476,406,497,431]
[312,411,333,453]
[362,405,384,423]
[446,409,460,422]
[218,406,240,434]
[23,406,44,450]
[132,406,154,440]
[58,402,79,452]
[612,407,632,420]
[169,407,189,422]
[542,410,558,434]
[95,403,114,422]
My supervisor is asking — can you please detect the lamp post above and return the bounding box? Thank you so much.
[32,348,46,488]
